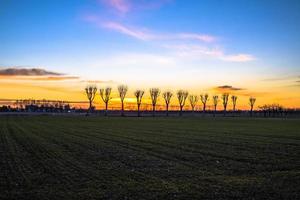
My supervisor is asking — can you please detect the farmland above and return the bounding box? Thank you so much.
[0,116,299,199]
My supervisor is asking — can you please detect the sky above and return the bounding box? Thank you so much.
[0,0,300,109]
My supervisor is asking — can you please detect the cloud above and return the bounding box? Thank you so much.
[0,67,63,76]
[28,76,79,81]
[177,33,216,43]
[81,80,116,84]
[163,44,255,62]
[103,22,154,40]
[262,75,300,82]
[220,54,255,62]
[103,0,130,13]
[101,0,172,14]
[85,17,217,42]
[216,85,245,91]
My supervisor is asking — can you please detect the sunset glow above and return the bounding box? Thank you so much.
[1,0,300,109]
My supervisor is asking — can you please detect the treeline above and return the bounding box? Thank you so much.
[85,85,298,117]
[0,99,73,113]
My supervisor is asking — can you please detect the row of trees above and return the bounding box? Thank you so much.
[85,85,257,117]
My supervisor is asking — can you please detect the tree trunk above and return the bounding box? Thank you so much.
[152,105,155,117]
[87,101,92,115]
[214,105,217,117]
[166,104,169,117]
[137,104,140,117]
[121,101,124,117]
[105,102,108,116]
[180,106,183,116]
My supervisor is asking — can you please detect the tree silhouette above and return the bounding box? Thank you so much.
[213,95,219,117]
[222,93,229,116]
[231,95,238,111]
[177,90,188,116]
[149,88,160,117]
[118,85,128,116]
[163,91,173,116]
[189,95,198,113]
[200,93,209,112]
[99,87,112,116]
[85,86,97,114]
[134,90,144,117]
[249,97,256,117]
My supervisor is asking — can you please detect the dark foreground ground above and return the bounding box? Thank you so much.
[0,116,299,199]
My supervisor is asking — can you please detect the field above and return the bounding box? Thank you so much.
[1,116,300,199]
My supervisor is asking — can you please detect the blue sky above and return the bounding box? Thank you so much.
[1,0,300,90]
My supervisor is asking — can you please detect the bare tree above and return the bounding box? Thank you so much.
[222,93,229,116]
[231,95,238,111]
[189,95,198,113]
[200,93,209,112]
[149,88,160,117]
[118,85,128,116]
[99,87,112,116]
[213,95,219,117]
[134,90,144,117]
[249,97,256,117]
[177,90,188,116]
[163,91,173,116]
[85,86,97,114]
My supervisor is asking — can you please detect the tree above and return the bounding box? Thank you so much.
[213,95,219,117]
[200,93,209,112]
[85,86,97,114]
[189,95,198,113]
[231,95,238,111]
[177,90,188,116]
[118,85,128,116]
[163,91,173,116]
[149,88,160,117]
[134,90,144,117]
[99,87,112,116]
[249,97,256,117]
[222,93,229,116]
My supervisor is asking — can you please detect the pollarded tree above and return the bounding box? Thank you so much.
[99,87,112,116]
[85,86,97,114]
[200,93,209,112]
[213,95,219,117]
[189,95,198,113]
[134,90,144,117]
[118,84,128,117]
[177,90,189,116]
[231,95,238,111]
[249,97,256,117]
[222,93,229,116]
[163,91,173,116]
[149,88,160,117]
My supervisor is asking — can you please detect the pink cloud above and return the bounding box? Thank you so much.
[103,22,155,40]
[102,0,172,13]
[221,54,255,62]
[103,0,131,13]
[100,21,216,43]
[177,33,216,43]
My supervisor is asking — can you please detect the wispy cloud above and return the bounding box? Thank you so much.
[163,44,255,62]
[215,85,245,91]
[85,17,217,43]
[101,0,172,14]
[220,54,255,62]
[103,22,154,40]
[0,67,63,76]
[103,0,130,14]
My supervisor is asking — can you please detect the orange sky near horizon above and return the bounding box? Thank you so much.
[1,75,299,110]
